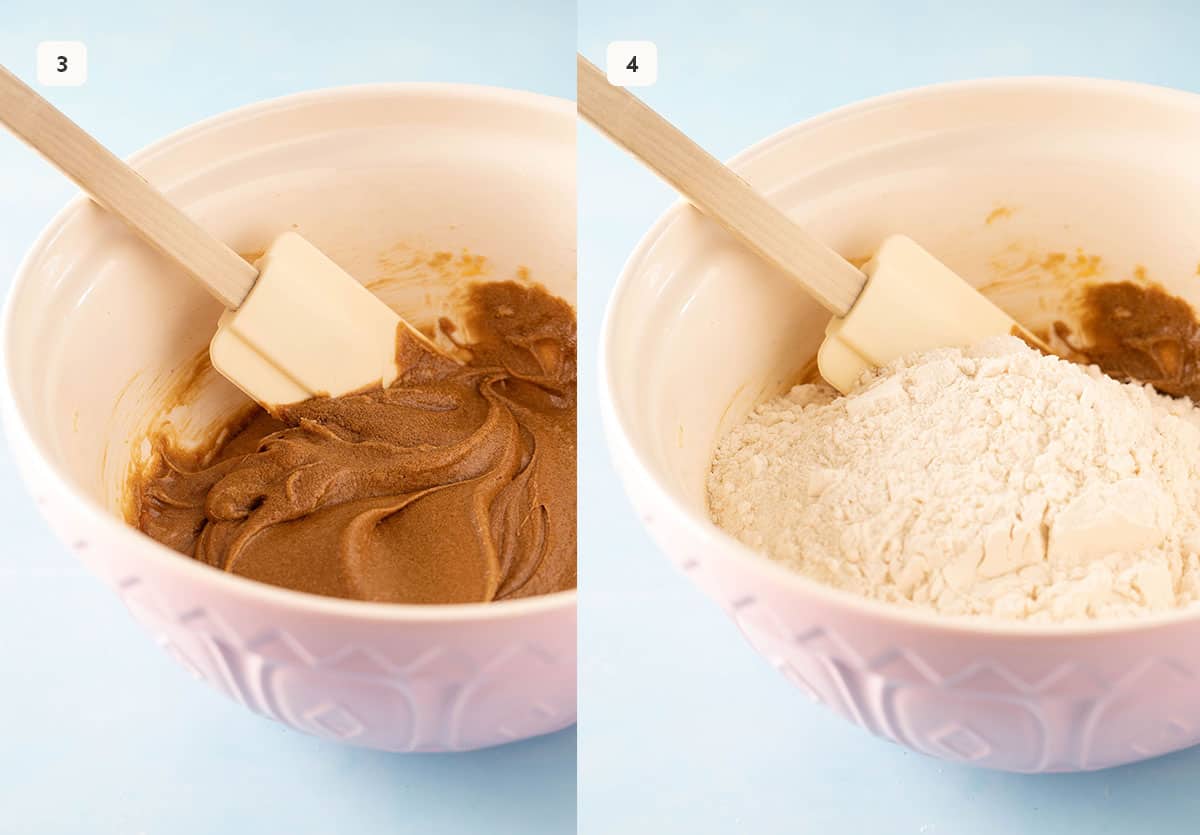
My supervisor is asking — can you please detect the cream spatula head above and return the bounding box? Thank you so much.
[208,231,436,407]
[0,65,439,410]
[576,54,1045,392]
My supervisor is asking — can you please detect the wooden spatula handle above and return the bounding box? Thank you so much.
[576,54,865,316]
[0,65,257,309]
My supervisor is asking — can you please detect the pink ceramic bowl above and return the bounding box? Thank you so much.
[2,84,576,752]
[601,78,1200,772]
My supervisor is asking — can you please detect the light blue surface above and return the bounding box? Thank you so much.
[0,3,574,834]
[578,2,1200,833]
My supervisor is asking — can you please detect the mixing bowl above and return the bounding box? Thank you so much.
[2,84,576,752]
[601,78,1200,772]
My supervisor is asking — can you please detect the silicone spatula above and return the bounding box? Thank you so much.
[0,65,439,408]
[577,55,1045,392]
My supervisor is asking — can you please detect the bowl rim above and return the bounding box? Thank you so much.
[2,81,577,624]
[600,75,1200,638]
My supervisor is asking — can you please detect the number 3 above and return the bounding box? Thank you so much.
[626,56,638,72]
[57,56,68,72]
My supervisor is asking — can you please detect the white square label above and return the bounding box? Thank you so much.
[606,41,657,88]
[37,41,87,87]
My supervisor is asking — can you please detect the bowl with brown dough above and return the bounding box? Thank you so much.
[2,84,576,752]
[602,78,1200,771]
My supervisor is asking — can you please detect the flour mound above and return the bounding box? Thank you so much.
[707,336,1200,622]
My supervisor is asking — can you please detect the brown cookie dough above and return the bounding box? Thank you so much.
[1056,281,1200,400]
[131,281,576,604]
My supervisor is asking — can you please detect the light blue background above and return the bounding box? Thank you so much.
[0,3,575,834]
[578,2,1200,833]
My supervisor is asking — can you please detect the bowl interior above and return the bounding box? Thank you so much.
[7,86,575,519]
[607,79,1200,519]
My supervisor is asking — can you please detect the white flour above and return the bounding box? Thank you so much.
[707,336,1200,622]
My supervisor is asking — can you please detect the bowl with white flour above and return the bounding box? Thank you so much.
[601,78,1200,772]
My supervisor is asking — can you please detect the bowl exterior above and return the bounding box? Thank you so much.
[613,440,1200,772]
[6,360,577,754]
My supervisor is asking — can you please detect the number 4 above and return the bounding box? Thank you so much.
[605,40,656,87]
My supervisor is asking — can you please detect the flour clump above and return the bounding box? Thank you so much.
[707,336,1200,622]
